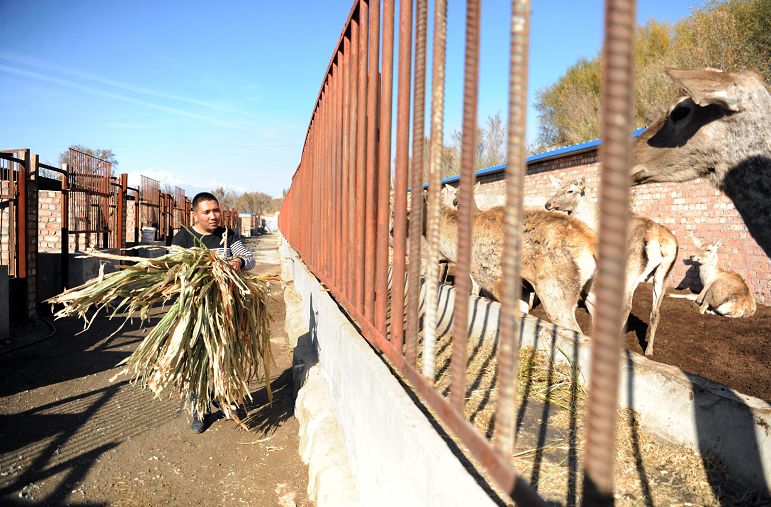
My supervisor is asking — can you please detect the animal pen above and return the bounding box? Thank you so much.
[277,0,770,505]
[0,148,197,323]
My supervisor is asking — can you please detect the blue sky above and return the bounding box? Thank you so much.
[0,0,705,197]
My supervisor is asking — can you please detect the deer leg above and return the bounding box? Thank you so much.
[644,265,669,356]
[534,281,582,334]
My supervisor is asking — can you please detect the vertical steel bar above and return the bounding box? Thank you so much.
[406,0,427,366]
[333,60,342,287]
[60,162,69,290]
[391,0,413,352]
[338,36,351,299]
[494,0,531,456]
[17,149,28,280]
[450,0,482,411]
[117,173,127,250]
[581,0,635,504]
[323,86,331,280]
[355,0,369,312]
[364,0,381,323]
[348,21,359,304]
[423,0,448,380]
[375,0,395,337]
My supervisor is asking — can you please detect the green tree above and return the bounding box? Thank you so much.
[533,0,771,152]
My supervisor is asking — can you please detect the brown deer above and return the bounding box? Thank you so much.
[436,185,598,334]
[671,239,756,318]
[631,68,771,258]
[545,177,678,355]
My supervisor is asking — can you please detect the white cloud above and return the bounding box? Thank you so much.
[125,168,248,196]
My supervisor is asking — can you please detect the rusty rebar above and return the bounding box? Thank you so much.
[342,37,352,300]
[355,0,369,312]
[450,0,481,412]
[422,0,447,380]
[364,0,381,322]
[391,0,413,352]
[581,0,635,504]
[494,0,531,456]
[406,0,427,366]
[375,0,395,337]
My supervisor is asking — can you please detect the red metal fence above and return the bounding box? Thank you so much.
[279,0,638,504]
[0,150,28,279]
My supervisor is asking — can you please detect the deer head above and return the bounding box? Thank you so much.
[544,177,586,214]
[631,68,771,188]
[690,239,722,265]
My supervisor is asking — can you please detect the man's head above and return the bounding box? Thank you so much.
[192,192,221,234]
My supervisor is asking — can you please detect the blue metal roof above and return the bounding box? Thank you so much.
[436,127,647,186]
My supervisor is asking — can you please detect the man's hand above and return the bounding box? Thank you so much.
[228,258,242,271]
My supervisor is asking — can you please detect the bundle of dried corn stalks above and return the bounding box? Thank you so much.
[46,246,277,421]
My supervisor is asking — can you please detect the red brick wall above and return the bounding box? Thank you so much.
[475,151,770,305]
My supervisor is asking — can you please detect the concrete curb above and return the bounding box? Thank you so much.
[284,278,360,507]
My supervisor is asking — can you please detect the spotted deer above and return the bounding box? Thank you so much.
[631,68,771,258]
[435,185,598,334]
[671,239,756,318]
[544,177,678,355]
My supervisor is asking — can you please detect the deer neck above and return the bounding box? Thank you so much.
[698,255,722,286]
[572,196,599,231]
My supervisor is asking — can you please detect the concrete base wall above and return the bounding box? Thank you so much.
[280,236,504,507]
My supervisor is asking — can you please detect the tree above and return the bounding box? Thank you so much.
[532,0,771,152]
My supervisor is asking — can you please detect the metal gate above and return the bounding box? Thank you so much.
[67,148,113,250]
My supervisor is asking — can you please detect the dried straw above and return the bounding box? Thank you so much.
[46,246,277,421]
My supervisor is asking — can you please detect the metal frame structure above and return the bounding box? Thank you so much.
[279,0,637,504]
[0,149,29,280]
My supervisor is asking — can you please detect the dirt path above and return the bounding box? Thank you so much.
[0,234,310,506]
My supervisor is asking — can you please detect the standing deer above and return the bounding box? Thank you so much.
[631,68,771,258]
[545,177,678,355]
[436,185,598,334]
[674,239,756,318]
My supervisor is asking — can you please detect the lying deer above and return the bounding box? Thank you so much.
[435,185,598,334]
[670,239,756,318]
[545,177,678,355]
[631,68,771,257]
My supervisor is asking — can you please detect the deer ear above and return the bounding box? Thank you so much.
[714,239,722,249]
[473,181,481,193]
[665,68,745,112]
[575,177,586,191]
[548,175,562,189]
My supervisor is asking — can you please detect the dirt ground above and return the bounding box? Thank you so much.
[529,283,771,402]
[0,234,311,506]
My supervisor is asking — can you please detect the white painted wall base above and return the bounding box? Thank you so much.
[280,235,506,507]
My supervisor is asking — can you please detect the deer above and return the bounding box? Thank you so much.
[669,239,756,318]
[434,185,598,334]
[631,68,771,258]
[544,176,678,355]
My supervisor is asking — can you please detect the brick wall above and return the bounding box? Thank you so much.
[474,151,770,304]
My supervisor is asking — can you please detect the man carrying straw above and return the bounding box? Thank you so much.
[172,192,256,433]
